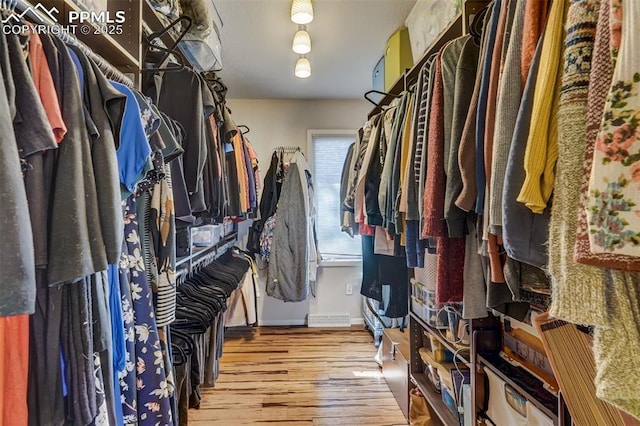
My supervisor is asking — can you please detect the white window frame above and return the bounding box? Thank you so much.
[307,129,362,268]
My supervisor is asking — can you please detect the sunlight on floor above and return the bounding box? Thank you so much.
[352,370,384,378]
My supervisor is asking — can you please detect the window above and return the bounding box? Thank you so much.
[308,130,361,263]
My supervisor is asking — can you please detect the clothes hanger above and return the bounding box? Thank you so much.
[469,5,488,45]
[144,15,192,73]
[238,125,250,135]
[144,42,187,72]
[363,89,401,107]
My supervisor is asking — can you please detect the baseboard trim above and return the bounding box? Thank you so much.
[260,319,307,326]
[258,318,365,327]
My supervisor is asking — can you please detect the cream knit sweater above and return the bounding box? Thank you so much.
[549,0,608,327]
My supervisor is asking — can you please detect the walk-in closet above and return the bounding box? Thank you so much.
[2,0,640,425]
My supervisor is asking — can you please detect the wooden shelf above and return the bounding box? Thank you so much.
[412,372,460,426]
[478,353,558,422]
[411,311,471,367]
[40,0,141,69]
[142,0,178,44]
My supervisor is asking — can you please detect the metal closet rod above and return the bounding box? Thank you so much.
[3,0,134,87]
[274,146,300,153]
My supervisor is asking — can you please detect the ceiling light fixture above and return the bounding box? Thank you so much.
[292,28,311,54]
[294,56,311,78]
[291,0,313,24]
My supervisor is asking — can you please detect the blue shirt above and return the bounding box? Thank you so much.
[110,81,152,198]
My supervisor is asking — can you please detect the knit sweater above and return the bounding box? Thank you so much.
[463,216,489,319]
[489,0,526,234]
[474,0,503,215]
[436,235,465,304]
[456,2,493,212]
[517,0,567,214]
[422,48,447,239]
[586,0,640,258]
[521,0,549,86]
[485,0,516,285]
[483,0,513,207]
[502,28,550,269]
[441,35,471,187]
[443,35,476,238]
[574,0,640,270]
[548,0,608,328]
[593,270,640,420]
[417,56,437,229]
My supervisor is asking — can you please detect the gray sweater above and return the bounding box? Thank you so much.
[501,28,548,269]
[443,35,479,238]
[489,0,526,235]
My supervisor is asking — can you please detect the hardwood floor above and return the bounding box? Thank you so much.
[188,326,408,426]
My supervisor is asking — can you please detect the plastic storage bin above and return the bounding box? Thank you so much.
[191,225,221,247]
[384,28,413,90]
[405,0,460,60]
[370,56,385,103]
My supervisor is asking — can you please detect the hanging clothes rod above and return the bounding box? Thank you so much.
[274,145,300,153]
[2,0,134,87]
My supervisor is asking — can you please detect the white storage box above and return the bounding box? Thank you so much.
[412,296,448,329]
[191,225,221,247]
[405,0,460,60]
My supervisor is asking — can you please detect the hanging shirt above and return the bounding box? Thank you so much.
[110,81,152,198]
[0,46,35,316]
[27,27,66,143]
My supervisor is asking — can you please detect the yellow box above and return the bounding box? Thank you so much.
[384,28,413,90]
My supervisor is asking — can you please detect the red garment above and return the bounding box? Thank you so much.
[208,116,222,178]
[421,48,447,239]
[0,315,29,426]
[28,27,66,143]
[436,237,465,304]
[359,223,375,236]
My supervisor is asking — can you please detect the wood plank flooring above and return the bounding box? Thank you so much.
[189,326,408,426]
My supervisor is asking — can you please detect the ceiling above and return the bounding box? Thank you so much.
[215,0,417,100]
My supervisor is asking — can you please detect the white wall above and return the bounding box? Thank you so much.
[227,98,371,326]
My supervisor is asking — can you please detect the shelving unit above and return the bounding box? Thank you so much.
[478,353,558,421]
[411,372,460,426]
[176,231,238,278]
[40,0,141,71]
[411,312,471,367]
[142,0,177,41]
[362,0,576,424]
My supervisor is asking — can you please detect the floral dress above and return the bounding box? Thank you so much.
[587,0,640,256]
[118,195,173,425]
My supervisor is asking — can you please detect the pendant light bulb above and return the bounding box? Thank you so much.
[295,57,311,79]
[291,0,313,24]
[292,29,311,54]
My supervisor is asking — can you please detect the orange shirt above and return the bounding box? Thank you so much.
[0,315,30,426]
[28,28,66,143]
